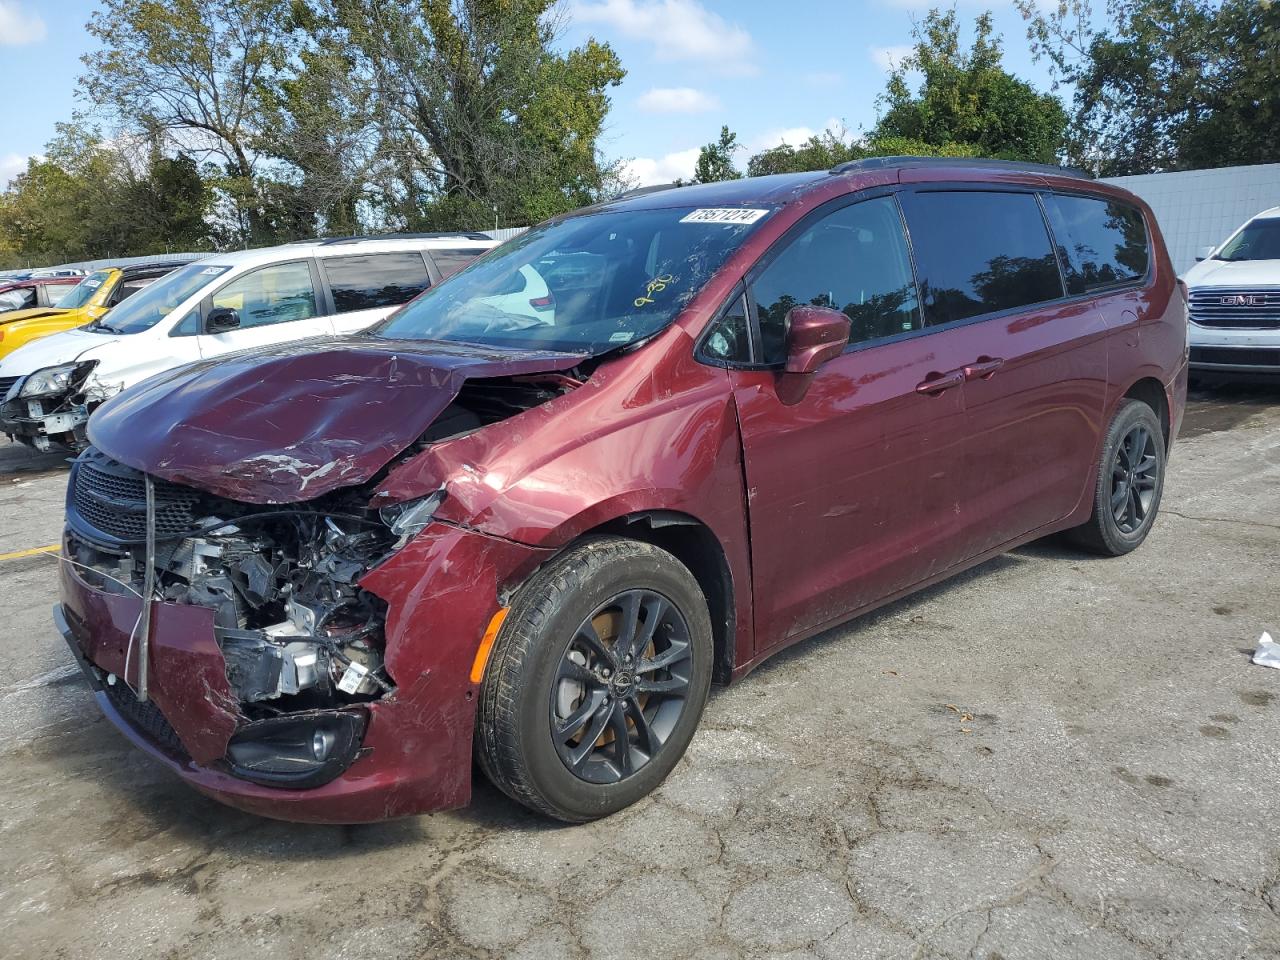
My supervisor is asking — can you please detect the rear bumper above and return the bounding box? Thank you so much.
[57,521,551,822]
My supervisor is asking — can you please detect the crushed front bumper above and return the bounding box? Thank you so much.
[0,390,89,451]
[57,521,552,822]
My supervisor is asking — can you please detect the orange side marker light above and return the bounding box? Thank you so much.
[470,607,510,683]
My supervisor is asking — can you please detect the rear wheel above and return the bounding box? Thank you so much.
[475,536,713,822]
[1070,399,1166,555]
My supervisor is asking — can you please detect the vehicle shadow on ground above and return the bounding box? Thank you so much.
[1183,377,1280,437]
[744,548,1048,684]
[0,439,68,478]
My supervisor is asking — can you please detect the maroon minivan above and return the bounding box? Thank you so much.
[56,158,1188,823]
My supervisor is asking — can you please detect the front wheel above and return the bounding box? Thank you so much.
[1070,399,1166,556]
[475,536,713,822]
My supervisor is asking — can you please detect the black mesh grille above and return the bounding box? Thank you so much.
[102,678,190,760]
[0,375,18,398]
[72,448,204,543]
[1189,288,1280,329]
[1190,346,1280,368]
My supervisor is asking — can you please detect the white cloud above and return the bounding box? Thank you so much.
[0,152,28,188]
[870,45,914,72]
[571,0,756,73]
[621,147,701,186]
[0,1,46,46]
[636,87,720,113]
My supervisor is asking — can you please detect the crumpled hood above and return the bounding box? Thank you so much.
[88,336,587,504]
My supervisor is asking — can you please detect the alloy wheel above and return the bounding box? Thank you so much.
[1111,424,1159,534]
[549,589,692,784]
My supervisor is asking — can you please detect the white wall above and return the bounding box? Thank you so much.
[1101,164,1280,275]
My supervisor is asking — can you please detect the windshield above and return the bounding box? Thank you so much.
[374,205,773,354]
[58,270,112,309]
[94,262,229,334]
[1215,219,1280,261]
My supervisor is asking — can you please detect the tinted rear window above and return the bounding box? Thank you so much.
[899,191,1063,326]
[430,248,485,278]
[322,253,431,313]
[1044,194,1148,293]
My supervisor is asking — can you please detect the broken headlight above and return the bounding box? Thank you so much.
[20,360,97,399]
[379,486,447,540]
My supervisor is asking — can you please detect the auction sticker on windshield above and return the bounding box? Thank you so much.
[679,208,770,225]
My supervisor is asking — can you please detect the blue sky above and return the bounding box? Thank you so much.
[0,0,1059,188]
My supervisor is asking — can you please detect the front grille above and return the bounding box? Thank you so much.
[1190,346,1280,368]
[72,448,204,543]
[102,678,190,760]
[1188,287,1280,329]
[0,375,18,399]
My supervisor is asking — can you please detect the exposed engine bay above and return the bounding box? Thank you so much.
[67,488,400,718]
[64,372,579,724]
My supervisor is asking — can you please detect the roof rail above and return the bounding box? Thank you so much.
[615,183,682,200]
[830,156,1093,180]
[300,231,493,246]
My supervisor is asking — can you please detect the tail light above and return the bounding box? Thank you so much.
[1176,278,1189,304]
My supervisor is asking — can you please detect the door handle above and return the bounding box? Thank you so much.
[963,356,1005,380]
[915,368,966,395]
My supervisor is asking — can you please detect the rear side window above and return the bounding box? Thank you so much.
[430,248,485,278]
[1044,194,1149,293]
[750,196,921,364]
[899,191,1063,326]
[322,253,431,313]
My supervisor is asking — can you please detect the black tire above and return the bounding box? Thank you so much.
[475,536,713,822]
[1070,399,1166,556]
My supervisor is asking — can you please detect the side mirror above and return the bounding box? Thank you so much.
[778,305,850,404]
[206,306,241,333]
[1195,245,1215,262]
[784,305,850,374]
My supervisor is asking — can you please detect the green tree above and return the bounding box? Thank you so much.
[874,9,1067,164]
[324,0,625,230]
[692,126,743,183]
[80,0,293,242]
[0,127,213,266]
[1016,0,1280,175]
[746,130,866,177]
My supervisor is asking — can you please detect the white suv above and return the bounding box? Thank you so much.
[0,233,496,451]
[1183,207,1280,376]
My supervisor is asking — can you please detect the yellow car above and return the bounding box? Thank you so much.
[0,261,193,361]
